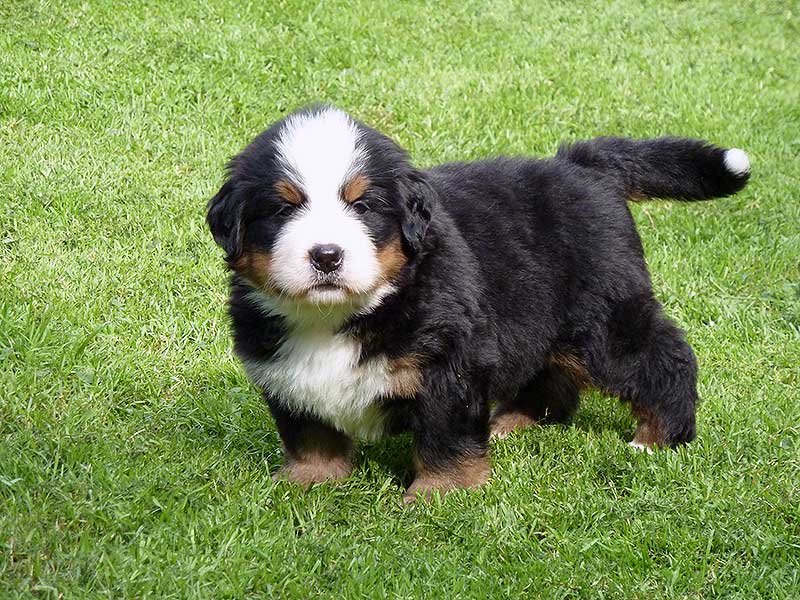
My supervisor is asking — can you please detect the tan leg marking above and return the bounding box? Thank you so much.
[273,428,353,488]
[548,353,593,388]
[630,406,666,451]
[489,410,538,439]
[403,454,491,504]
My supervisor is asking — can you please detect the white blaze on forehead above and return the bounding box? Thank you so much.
[276,108,367,195]
[268,108,383,310]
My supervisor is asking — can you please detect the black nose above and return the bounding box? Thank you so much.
[309,244,344,273]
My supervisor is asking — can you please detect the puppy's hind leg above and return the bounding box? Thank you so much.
[601,301,698,449]
[490,365,580,439]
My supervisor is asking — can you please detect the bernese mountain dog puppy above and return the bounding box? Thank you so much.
[207,105,750,502]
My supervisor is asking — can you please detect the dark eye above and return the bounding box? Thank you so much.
[351,200,369,215]
[274,203,295,217]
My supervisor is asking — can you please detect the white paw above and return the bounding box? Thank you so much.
[628,441,655,455]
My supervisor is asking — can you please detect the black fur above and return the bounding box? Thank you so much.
[398,170,435,255]
[208,106,750,487]
[207,179,245,261]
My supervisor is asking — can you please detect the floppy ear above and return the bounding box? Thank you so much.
[206,179,244,261]
[400,170,435,255]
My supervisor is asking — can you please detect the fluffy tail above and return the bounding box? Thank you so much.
[557,136,750,201]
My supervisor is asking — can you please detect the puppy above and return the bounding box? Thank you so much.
[207,105,750,502]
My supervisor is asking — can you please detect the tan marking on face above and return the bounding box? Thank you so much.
[274,179,303,206]
[274,425,353,488]
[233,250,278,291]
[376,236,407,284]
[342,173,370,203]
[489,410,538,439]
[387,354,423,398]
[548,353,592,388]
[403,453,491,504]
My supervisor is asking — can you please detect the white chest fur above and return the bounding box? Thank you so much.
[242,329,395,441]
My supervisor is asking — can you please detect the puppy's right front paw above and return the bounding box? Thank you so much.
[272,457,352,489]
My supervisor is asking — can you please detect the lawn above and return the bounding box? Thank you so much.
[1,0,799,597]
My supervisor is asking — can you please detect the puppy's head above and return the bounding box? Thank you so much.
[207,106,434,321]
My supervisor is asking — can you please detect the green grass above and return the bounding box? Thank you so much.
[1,0,799,597]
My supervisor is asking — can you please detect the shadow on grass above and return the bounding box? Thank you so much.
[572,391,637,440]
[166,363,638,490]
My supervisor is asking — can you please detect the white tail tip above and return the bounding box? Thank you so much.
[724,148,750,175]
